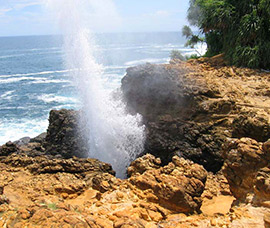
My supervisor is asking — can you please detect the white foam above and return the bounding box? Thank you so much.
[31,79,70,84]
[1,90,15,99]
[0,69,74,78]
[28,47,60,52]
[124,58,170,66]
[104,65,127,70]
[0,54,26,59]
[37,94,78,104]
[0,118,49,145]
[0,77,45,84]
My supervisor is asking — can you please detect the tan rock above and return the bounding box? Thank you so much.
[222,138,269,200]
[130,156,207,213]
[127,154,161,177]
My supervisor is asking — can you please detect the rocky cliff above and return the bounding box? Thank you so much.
[122,55,270,173]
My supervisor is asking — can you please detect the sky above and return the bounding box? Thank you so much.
[0,0,190,37]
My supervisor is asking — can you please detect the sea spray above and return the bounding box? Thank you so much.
[46,0,145,177]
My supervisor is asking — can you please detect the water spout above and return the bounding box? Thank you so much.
[46,0,145,177]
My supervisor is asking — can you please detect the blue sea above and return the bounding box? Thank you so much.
[0,32,199,144]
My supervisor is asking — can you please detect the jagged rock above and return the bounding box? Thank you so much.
[129,156,207,213]
[0,142,20,156]
[121,60,270,174]
[44,109,88,158]
[19,142,45,157]
[0,195,9,205]
[121,64,228,172]
[222,138,270,200]
[30,132,47,144]
[265,213,270,228]
[0,153,115,175]
[13,137,31,146]
[91,173,120,193]
[127,154,161,177]
[0,185,9,205]
[232,112,270,142]
[254,167,270,202]
[121,64,192,119]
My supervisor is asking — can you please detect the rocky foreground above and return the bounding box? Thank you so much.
[1,55,270,227]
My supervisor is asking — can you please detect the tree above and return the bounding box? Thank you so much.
[182,25,205,56]
[186,0,270,69]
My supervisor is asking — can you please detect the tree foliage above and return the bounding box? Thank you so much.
[187,0,270,69]
[182,25,205,56]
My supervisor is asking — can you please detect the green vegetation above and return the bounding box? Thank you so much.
[170,50,185,61]
[47,203,58,210]
[185,0,270,69]
[40,202,58,210]
[182,25,204,57]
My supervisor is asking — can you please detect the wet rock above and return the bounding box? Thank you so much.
[121,64,228,172]
[13,137,31,146]
[121,64,192,119]
[129,156,207,213]
[121,60,270,174]
[30,132,47,144]
[0,142,20,156]
[44,109,88,158]
[222,138,270,200]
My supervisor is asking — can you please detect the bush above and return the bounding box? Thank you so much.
[170,50,185,61]
[186,54,200,60]
[186,0,270,69]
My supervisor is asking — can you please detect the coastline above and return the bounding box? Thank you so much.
[1,56,270,227]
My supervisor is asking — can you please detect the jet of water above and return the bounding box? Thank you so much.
[46,0,145,177]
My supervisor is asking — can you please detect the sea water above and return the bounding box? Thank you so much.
[0,33,201,145]
[0,32,195,145]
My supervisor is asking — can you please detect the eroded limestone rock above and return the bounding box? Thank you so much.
[129,156,207,213]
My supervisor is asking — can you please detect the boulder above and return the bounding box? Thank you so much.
[222,138,270,200]
[232,112,270,142]
[30,132,47,144]
[129,155,207,213]
[127,153,161,177]
[0,141,20,156]
[254,167,270,202]
[44,109,88,158]
[13,137,31,146]
[121,64,227,172]
[121,63,192,119]
[121,60,270,174]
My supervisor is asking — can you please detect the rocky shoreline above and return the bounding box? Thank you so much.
[1,56,270,227]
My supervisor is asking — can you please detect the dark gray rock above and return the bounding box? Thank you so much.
[0,142,20,156]
[121,64,226,172]
[44,109,88,158]
[13,137,31,146]
[30,132,47,144]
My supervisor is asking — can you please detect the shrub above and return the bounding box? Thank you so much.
[170,50,185,61]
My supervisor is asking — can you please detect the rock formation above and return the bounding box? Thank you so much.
[121,57,270,173]
[222,137,270,206]
[129,155,207,213]
[44,109,88,158]
[0,56,270,227]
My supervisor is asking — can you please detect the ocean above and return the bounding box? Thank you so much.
[0,32,201,144]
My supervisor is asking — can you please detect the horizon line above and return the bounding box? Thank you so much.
[0,30,193,38]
